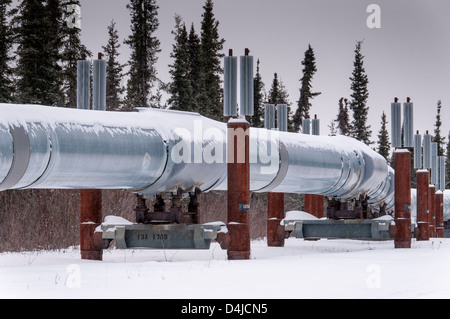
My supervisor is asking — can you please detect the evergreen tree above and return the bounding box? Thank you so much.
[251,59,265,128]
[269,72,280,105]
[336,98,351,136]
[124,0,161,109]
[434,100,445,156]
[46,0,64,103]
[102,20,124,111]
[269,73,294,132]
[328,120,337,136]
[349,41,372,145]
[187,23,203,113]
[15,0,64,106]
[293,44,321,132]
[199,0,225,121]
[168,15,192,111]
[0,0,14,103]
[61,0,91,108]
[377,111,390,162]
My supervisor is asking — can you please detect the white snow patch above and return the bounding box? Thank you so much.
[102,216,133,226]
[373,215,394,221]
[285,210,319,221]
[2,238,450,299]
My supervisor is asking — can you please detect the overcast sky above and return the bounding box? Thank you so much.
[77,0,450,144]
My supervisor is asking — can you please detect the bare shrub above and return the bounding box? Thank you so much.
[0,189,303,252]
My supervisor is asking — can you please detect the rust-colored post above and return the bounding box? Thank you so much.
[80,189,103,260]
[416,170,429,241]
[435,191,444,238]
[394,150,411,248]
[428,185,436,238]
[267,192,285,247]
[304,194,313,216]
[227,120,251,260]
[304,194,324,218]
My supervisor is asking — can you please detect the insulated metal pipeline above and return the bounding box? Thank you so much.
[0,104,394,210]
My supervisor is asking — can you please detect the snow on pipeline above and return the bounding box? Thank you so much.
[1,237,450,299]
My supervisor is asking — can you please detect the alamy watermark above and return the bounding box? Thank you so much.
[171,121,280,175]
[66,4,81,29]
[65,264,81,289]
[366,264,381,289]
[366,4,381,29]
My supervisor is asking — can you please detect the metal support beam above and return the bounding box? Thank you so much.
[227,120,251,260]
[78,55,104,261]
[304,194,325,218]
[416,170,429,241]
[80,189,103,260]
[435,191,444,238]
[267,192,285,247]
[394,150,411,248]
[428,185,436,237]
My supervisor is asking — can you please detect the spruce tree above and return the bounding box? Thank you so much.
[434,100,445,156]
[46,0,64,104]
[336,98,351,136]
[15,0,64,106]
[0,0,14,103]
[377,112,390,162]
[349,41,372,145]
[269,72,280,105]
[251,59,265,128]
[124,0,161,110]
[328,120,337,136]
[199,0,225,121]
[168,15,192,111]
[293,44,321,132]
[61,0,91,108]
[187,23,203,113]
[102,20,124,111]
[269,73,294,132]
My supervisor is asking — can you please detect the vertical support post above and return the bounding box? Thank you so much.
[304,194,324,218]
[304,115,324,219]
[428,185,436,237]
[435,191,444,237]
[394,150,411,248]
[78,53,105,261]
[267,103,287,247]
[80,189,103,260]
[227,120,251,260]
[416,170,429,241]
[267,193,285,246]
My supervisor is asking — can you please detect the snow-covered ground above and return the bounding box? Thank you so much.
[1,237,450,299]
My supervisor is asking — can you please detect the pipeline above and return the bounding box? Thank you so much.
[0,103,394,210]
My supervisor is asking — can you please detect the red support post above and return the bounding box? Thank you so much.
[227,120,251,260]
[304,194,324,218]
[428,185,436,238]
[80,189,103,260]
[394,150,411,248]
[267,192,285,247]
[416,170,429,241]
[435,191,444,238]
